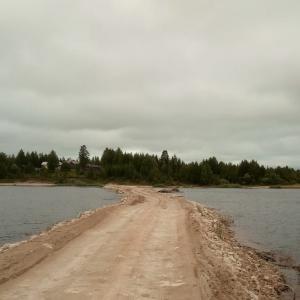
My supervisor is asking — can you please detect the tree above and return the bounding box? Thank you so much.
[207,157,219,174]
[30,151,40,168]
[0,152,8,179]
[238,160,250,178]
[61,161,71,172]
[101,148,114,166]
[91,156,101,165]
[16,149,27,168]
[0,146,299,185]
[170,155,182,181]
[159,150,170,177]
[79,145,90,169]
[47,150,59,172]
[200,162,214,185]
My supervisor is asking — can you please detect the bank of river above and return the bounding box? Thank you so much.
[182,188,300,298]
[0,186,119,246]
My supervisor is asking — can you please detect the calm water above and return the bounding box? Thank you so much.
[182,188,300,297]
[0,186,119,245]
[182,188,300,264]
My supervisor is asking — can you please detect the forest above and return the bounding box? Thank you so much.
[0,146,299,186]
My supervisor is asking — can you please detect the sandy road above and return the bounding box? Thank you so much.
[0,186,286,299]
[0,186,202,299]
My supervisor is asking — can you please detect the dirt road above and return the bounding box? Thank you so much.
[0,186,286,299]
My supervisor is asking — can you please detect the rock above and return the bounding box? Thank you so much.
[158,187,180,193]
[256,251,276,262]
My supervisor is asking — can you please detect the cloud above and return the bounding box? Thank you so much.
[0,0,299,167]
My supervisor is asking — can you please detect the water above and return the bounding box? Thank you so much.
[182,188,300,263]
[182,188,300,297]
[0,186,119,245]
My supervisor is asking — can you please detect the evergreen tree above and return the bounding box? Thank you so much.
[0,152,8,179]
[159,150,170,177]
[47,150,59,172]
[79,145,90,169]
[61,160,71,172]
[0,147,299,185]
[91,156,101,165]
[30,151,40,168]
[101,148,115,166]
[207,157,219,174]
[16,149,27,168]
[200,162,214,185]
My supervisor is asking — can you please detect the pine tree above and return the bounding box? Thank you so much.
[79,145,90,169]
[16,149,27,168]
[48,150,59,172]
[159,150,170,176]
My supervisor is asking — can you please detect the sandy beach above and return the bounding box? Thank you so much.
[0,185,290,299]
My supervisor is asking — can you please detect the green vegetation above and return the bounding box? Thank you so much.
[78,145,90,169]
[0,147,299,186]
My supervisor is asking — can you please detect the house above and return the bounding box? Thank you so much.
[56,161,63,171]
[86,163,101,170]
[66,159,79,168]
[41,161,48,169]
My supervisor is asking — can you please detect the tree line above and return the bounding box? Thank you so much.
[0,146,299,185]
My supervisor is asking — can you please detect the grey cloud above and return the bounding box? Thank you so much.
[0,0,299,167]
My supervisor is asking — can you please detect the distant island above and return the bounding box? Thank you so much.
[0,146,299,186]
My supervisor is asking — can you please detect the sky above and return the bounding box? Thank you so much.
[0,0,299,167]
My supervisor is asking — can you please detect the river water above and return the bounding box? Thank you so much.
[0,186,119,245]
[182,188,300,297]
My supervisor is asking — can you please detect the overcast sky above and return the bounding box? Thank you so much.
[0,1,299,167]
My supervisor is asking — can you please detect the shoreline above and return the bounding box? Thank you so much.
[0,182,56,187]
[1,181,300,189]
[0,181,103,187]
[0,185,294,299]
[0,194,123,284]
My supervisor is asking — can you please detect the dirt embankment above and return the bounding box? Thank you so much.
[0,185,290,299]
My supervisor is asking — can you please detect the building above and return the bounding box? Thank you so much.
[41,161,48,169]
